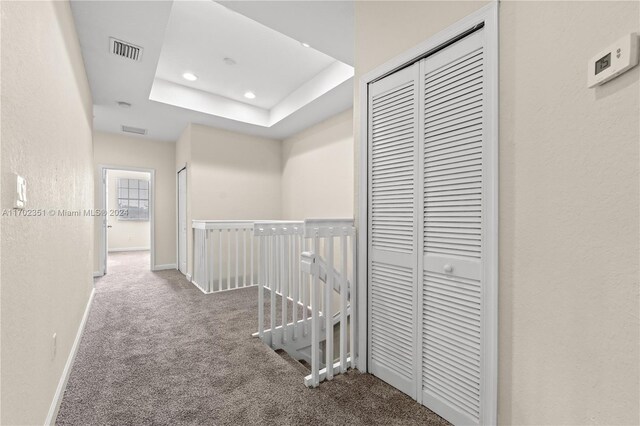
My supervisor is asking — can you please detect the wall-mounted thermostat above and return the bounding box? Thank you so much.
[588,33,638,88]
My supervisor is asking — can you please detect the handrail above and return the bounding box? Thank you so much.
[192,220,255,230]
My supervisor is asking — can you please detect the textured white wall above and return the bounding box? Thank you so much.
[355,1,639,424]
[93,132,176,270]
[107,170,150,251]
[190,124,282,221]
[281,109,354,220]
[0,1,94,424]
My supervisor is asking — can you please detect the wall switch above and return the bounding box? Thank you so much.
[13,173,26,209]
[52,333,57,359]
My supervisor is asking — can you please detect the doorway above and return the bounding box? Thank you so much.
[99,165,156,275]
[358,4,498,425]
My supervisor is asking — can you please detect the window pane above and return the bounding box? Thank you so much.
[129,188,139,199]
[119,178,129,188]
[128,200,139,219]
[140,200,149,220]
[119,187,128,198]
[129,179,138,189]
[139,189,148,200]
[118,199,129,209]
[139,180,149,190]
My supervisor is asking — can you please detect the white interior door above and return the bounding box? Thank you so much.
[367,64,420,398]
[178,168,187,275]
[418,29,494,426]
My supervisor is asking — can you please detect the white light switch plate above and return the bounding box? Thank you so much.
[14,173,26,209]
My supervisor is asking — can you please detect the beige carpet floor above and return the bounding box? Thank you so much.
[56,251,449,425]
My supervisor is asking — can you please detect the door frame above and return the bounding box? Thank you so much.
[176,165,187,276]
[357,2,498,424]
[98,164,156,275]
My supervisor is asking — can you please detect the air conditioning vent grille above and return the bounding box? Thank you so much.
[110,38,143,61]
[121,125,147,135]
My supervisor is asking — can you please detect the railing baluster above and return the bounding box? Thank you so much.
[211,230,216,293]
[350,232,356,370]
[292,229,298,341]
[311,230,320,387]
[250,230,254,286]
[227,229,231,291]
[282,232,288,344]
[194,230,199,288]
[302,236,308,336]
[270,228,276,348]
[243,228,247,287]
[326,231,334,380]
[235,228,239,289]
[340,232,348,373]
[258,231,264,338]
[206,229,212,293]
[217,230,222,292]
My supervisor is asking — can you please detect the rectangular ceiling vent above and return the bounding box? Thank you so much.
[110,37,143,61]
[121,125,147,135]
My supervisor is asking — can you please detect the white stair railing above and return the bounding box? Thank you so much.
[193,218,357,387]
[301,219,356,387]
[192,220,257,293]
[253,221,307,346]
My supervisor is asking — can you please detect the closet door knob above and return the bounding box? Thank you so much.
[443,264,453,273]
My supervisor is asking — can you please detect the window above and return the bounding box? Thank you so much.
[117,178,149,221]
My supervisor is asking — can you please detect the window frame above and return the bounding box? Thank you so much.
[117,178,150,221]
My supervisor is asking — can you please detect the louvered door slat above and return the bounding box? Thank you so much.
[419,29,487,426]
[368,64,419,399]
[427,91,482,112]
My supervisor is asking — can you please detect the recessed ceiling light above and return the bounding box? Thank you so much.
[117,101,132,108]
[182,72,198,81]
[223,57,236,66]
[301,42,311,48]
[244,91,256,99]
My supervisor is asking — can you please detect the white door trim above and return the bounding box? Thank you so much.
[357,2,498,424]
[177,165,188,275]
[98,164,157,274]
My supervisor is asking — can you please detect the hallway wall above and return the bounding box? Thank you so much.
[281,108,354,220]
[0,1,95,424]
[93,132,176,271]
[354,1,639,424]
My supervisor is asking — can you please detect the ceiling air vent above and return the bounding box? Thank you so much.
[110,37,143,61]
[121,125,147,135]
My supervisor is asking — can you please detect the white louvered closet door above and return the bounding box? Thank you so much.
[367,64,419,398]
[418,29,491,425]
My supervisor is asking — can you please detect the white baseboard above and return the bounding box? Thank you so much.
[108,247,150,253]
[185,273,192,282]
[93,271,103,278]
[45,287,95,426]
[152,263,176,271]
[191,280,211,294]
